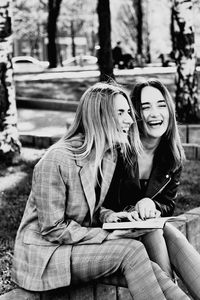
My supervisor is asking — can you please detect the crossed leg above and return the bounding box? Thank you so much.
[71,238,189,300]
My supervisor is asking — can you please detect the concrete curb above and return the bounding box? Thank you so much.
[19,132,200,161]
[175,207,200,252]
[182,143,200,160]
[17,97,78,112]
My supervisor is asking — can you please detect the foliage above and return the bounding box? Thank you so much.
[172,0,200,123]
[13,0,48,54]
[57,0,98,57]
[12,0,98,59]
[58,0,97,36]
[115,1,137,51]
[110,0,141,61]
[175,160,200,215]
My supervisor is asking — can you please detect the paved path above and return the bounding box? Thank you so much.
[18,108,75,139]
[14,66,177,81]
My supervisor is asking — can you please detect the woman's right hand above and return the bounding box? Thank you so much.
[105,211,141,223]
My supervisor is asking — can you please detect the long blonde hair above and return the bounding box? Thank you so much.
[63,81,142,179]
[130,78,185,169]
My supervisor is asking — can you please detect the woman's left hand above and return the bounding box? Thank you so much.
[135,198,161,220]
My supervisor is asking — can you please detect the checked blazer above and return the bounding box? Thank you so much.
[12,139,117,291]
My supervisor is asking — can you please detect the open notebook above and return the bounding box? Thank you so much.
[102,216,186,230]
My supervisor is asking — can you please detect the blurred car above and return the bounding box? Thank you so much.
[12,56,48,73]
[62,55,98,69]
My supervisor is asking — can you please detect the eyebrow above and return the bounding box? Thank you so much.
[117,108,131,113]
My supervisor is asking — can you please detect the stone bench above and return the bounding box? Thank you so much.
[0,281,131,300]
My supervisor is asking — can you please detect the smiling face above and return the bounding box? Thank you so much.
[114,94,133,142]
[141,86,169,142]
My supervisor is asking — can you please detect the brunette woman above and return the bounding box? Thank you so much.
[102,78,200,299]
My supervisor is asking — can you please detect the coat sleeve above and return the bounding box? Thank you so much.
[99,207,115,223]
[153,166,182,216]
[32,152,109,245]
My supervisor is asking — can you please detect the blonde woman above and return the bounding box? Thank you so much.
[12,82,188,299]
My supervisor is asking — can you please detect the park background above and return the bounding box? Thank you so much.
[1,0,200,298]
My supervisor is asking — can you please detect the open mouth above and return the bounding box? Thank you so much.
[148,120,163,127]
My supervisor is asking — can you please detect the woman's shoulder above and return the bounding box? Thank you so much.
[37,134,85,165]
[36,139,76,166]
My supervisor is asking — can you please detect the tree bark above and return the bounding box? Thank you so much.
[172,0,200,123]
[97,0,114,81]
[0,0,21,161]
[135,0,143,58]
[70,20,76,58]
[47,0,62,68]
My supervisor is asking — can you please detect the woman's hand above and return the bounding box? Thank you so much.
[135,198,161,220]
[105,211,141,223]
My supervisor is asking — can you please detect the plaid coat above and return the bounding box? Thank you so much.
[12,140,116,291]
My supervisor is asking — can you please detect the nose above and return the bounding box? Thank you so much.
[124,112,134,124]
[149,106,160,117]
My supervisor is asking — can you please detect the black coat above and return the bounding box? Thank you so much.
[103,142,182,217]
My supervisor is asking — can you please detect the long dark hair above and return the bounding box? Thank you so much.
[130,78,185,169]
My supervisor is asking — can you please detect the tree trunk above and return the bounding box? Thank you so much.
[0,0,21,162]
[97,0,114,81]
[172,0,200,123]
[134,0,143,58]
[47,0,62,68]
[71,20,76,58]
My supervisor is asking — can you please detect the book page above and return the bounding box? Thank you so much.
[102,216,186,230]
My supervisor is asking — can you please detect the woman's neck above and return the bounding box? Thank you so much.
[138,138,160,179]
[141,137,160,155]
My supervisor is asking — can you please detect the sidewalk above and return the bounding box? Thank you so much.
[17,108,75,148]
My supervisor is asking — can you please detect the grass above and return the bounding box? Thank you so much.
[0,149,200,295]
[0,148,45,295]
[174,160,200,215]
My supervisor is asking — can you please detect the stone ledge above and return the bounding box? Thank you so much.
[19,134,200,161]
[182,143,200,160]
[0,282,131,300]
[19,134,53,149]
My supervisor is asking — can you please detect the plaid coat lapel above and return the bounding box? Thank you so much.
[77,151,117,220]
[79,159,96,221]
[96,154,116,211]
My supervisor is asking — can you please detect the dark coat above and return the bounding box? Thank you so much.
[101,141,182,219]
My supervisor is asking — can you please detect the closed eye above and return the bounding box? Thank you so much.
[141,105,150,110]
[157,100,167,107]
